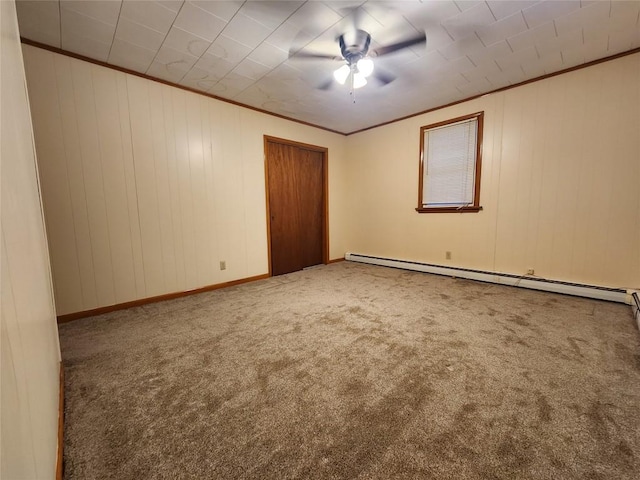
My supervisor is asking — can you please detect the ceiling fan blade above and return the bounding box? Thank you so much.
[317,78,335,91]
[371,32,426,57]
[372,69,395,86]
[289,50,343,61]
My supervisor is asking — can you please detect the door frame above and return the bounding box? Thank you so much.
[264,135,329,277]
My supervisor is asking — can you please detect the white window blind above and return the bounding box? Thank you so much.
[423,117,477,207]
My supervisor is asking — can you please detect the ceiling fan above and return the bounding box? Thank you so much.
[290,28,426,101]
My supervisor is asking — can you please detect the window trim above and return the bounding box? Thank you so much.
[416,111,484,213]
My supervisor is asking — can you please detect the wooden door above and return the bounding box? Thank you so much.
[266,137,326,276]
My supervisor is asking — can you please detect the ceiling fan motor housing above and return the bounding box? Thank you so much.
[339,30,371,65]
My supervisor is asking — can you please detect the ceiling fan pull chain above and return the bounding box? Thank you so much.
[350,66,356,103]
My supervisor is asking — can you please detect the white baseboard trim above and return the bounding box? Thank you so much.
[345,253,633,305]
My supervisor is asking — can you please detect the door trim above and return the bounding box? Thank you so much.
[264,135,329,277]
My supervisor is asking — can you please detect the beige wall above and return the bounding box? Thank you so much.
[22,45,348,315]
[1,1,61,478]
[346,52,640,289]
[23,46,640,319]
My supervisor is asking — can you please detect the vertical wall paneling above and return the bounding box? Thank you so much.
[1,235,36,479]
[161,85,187,289]
[240,111,270,276]
[546,73,584,278]
[22,45,638,310]
[210,101,230,279]
[149,81,179,294]
[127,75,166,296]
[2,1,61,476]
[534,78,564,278]
[53,55,100,309]
[579,66,612,282]
[522,85,545,270]
[116,73,146,299]
[346,52,640,289]
[477,95,502,273]
[230,112,249,278]
[92,66,139,304]
[609,62,640,282]
[207,101,229,279]
[200,99,218,281]
[71,60,117,306]
[211,102,247,281]
[185,92,209,286]
[569,67,602,281]
[22,48,84,313]
[24,45,348,315]
[171,87,199,290]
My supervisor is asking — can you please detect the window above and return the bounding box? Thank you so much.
[417,112,483,213]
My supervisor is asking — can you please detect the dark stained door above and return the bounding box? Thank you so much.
[266,139,325,276]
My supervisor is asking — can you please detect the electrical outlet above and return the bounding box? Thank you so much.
[526,268,534,275]
[220,261,226,271]
[446,251,452,260]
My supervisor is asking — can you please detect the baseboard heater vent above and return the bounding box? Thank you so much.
[345,253,633,305]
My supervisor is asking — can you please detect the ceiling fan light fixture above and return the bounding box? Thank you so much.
[353,73,367,89]
[333,64,350,85]
[357,58,374,77]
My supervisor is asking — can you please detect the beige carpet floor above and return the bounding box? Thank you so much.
[59,261,640,479]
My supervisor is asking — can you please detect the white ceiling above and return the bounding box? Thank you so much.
[15,0,640,134]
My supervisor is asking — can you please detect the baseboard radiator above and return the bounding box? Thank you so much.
[345,253,637,306]
[632,292,640,330]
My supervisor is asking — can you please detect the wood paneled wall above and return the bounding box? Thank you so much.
[346,52,640,289]
[23,43,639,315]
[22,45,347,316]
[1,1,61,477]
